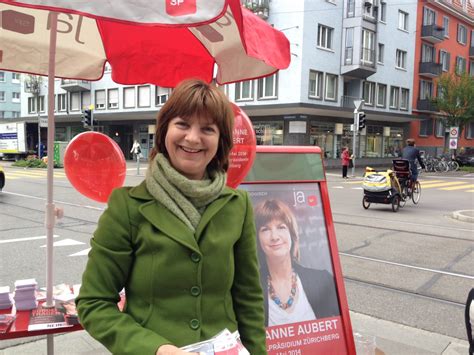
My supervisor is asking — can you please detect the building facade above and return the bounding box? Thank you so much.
[411,0,474,155]
[0,71,21,120]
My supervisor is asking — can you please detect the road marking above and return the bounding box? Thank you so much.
[340,253,474,280]
[40,238,85,248]
[344,181,364,184]
[0,235,60,244]
[418,180,444,184]
[440,184,474,191]
[421,181,466,188]
[333,186,344,189]
[69,248,91,257]
[2,191,105,211]
[351,187,363,190]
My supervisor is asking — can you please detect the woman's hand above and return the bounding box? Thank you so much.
[156,344,198,355]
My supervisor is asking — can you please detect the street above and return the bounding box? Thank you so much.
[0,162,473,344]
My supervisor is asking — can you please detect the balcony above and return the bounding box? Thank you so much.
[242,0,269,20]
[417,99,437,112]
[421,24,445,44]
[60,79,91,92]
[419,62,442,78]
[470,46,474,58]
[341,48,376,79]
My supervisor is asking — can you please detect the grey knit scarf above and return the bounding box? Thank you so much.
[145,154,226,232]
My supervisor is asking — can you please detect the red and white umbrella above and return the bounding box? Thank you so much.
[0,0,291,331]
[0,0,290,86]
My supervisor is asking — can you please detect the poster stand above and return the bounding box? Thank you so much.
[242,145,356,355]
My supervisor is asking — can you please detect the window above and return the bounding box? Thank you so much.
[361,29,375,64]
[12,92,20,102]
[419,119,433,136]
[378,43,384,63]
[380,2,386,22]
[12,111,20,118]
[324,74,338,101]
[0,91,5,102]
[347,0,355,17]
[12,73,21,82]
[95,90,106,109]
[257,73,278,99]
[419,80,433,99]
[138,85,151,107]
[235,81,254,101]
[362,81,375,106]
[439,50,450,71]
[470,60,474,76]
[82,91,91,108]
[389,86,399,108]
[435,119,445,137]
[363,1,377,19]
[344,28,354,65]
[456,56,466,74]
[309,70,323,99]
[423,7,436,26]
[0,111,4,118]
[466,121,474,139]
[398,11,408,31]
[457,24,467,44]
[58,94,67,111]
[70,92,80,111]
[443,16,449,37]
[28,96,44,113]
[123,87,135,108]
[376,84,386,107]
[254,121,284,146]
[317,25,334,50]
[108,88,119,109]
[156,86,170,106]
[0,72,4,82]
[38,96,45,112]
[421,44,435,63]
[396,49,407,69]
[400,88,409,110]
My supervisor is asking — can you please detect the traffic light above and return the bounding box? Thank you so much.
[82,109,93,128]
[358,112,366,131]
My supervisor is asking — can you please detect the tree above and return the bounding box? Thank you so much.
[24,75,44,157]
[432,73,474,148]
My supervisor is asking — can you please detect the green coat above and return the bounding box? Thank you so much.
[76,181,267,355]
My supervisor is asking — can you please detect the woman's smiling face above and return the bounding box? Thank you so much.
[165,115,220,180]
[258,219,292,261]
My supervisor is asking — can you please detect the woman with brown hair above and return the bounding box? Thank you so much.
[254,199,340,327]
[77,79,266,355]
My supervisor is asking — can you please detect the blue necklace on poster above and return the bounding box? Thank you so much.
[242,183,347,354]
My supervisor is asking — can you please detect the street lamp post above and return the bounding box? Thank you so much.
[352,99,365,177]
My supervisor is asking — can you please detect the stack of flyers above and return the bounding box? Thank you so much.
[0,286,13,310]
[14,279,38,311]
[180,329,250,355]
[0,314,16,334]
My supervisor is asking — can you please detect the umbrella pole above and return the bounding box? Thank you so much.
[45,11,58,355]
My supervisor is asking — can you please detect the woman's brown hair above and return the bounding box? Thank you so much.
[149,79,234,172]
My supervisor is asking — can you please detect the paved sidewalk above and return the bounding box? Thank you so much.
[0,311,469,354]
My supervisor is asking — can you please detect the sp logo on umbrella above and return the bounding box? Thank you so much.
[166,0,197,16]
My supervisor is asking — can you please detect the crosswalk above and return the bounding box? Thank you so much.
[339,179,474,192]
[3,168,67,180]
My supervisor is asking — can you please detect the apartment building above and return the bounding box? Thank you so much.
[17,0,447,165]
[0,71,21,120]
[411,0,474,155]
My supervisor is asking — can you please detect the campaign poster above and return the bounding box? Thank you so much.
[243,183,347,354]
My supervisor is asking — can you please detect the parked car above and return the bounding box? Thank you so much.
[0,165,4,191]
[456,148,474,167]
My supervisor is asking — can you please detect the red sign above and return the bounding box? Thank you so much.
[166,0,197,16]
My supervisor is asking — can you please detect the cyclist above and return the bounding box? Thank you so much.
[401,138,425,187]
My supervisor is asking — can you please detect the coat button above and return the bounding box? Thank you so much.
[190,286,201,296]
[189,319,200,330]
[190,252,201,263]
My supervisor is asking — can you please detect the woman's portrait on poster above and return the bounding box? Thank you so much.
[254,198,340,327]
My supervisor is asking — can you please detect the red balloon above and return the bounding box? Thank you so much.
[64,132,126,203]
[227,103,257,188]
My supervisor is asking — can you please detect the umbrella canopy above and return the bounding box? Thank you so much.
[0,0,290,87]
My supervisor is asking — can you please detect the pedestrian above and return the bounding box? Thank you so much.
[130,139,142,160]
[76,79,267,355]
[341,147,351,179]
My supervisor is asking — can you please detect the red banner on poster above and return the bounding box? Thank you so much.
[266,317,347,354]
